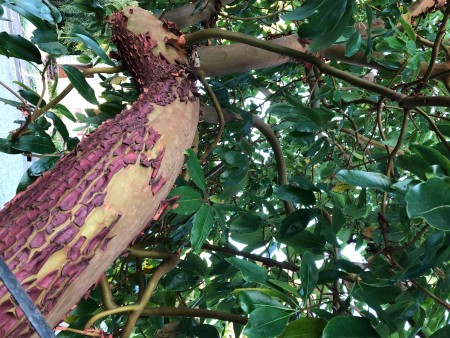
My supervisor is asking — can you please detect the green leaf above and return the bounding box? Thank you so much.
[16,156,60,193]
[31,28,68,55]
[399,16,416,42]
[219,168,248,199]
[430,324,450,338]
[279,318,327,338]
[299,251,319,299]
[19,89,46,107]
[72,25,114,66]
[323,317,380,338]
[54,104,76,122]
[244,308,290,338]
[0,139,21,154]
[317,269,348,284]
[61,65,99,105]
[16,171,37,193]
[168,186,203,215]
[27,156,60,177]
[406,178,450,231]
[226,257,268,283]
[191,324,220,338]
[223,151,248,167]
[230,214,263,234]
[309,9,352,52]
[336,169,392,191]
[0,32,42,64]
[274,185,316,206]
[345,30,362,57]
[46,112,69,142]
[282,0,326,21]
[278,209,315,239]
[410,144,450,176]
[161,270,200,291]
[298,0,355,52]
[4,0,58,25]
[237,290,283,314]
[11,135,55,154]
[278,230,326,255]
[353,284,402,305]
[185,148,206,191]
[191,204,214,252]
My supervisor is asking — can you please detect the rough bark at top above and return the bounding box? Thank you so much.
[0,7,199,337]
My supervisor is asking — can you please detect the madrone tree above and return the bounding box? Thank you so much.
[0,0,449,337]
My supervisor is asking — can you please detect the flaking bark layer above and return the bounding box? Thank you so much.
[0,7,199,337]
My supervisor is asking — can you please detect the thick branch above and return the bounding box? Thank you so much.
[187,29,450,107]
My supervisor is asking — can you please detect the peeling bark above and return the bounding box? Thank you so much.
[0,7,198,337]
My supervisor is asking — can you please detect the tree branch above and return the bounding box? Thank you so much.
[200,243,299,271]
[121,253,180,337]
[186,29,450,107]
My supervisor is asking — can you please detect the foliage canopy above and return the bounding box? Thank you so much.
[0,0,449,337]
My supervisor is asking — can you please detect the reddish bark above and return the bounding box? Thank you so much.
[0,7,198,337]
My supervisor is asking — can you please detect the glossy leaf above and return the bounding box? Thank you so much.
[31,28,68,55]
[10,135,55,154]
[61,65,98,105]
[162,270,200,291]
[237,290,282,314]
[185,148,206,191]
[226,257,268,283]
[46,112,69,142]
[345,30,362,57]
[27,156,60,177]
[18,90,46,108]
[229,213,263,234]
[3,0,59,25]
[244,308,290,338]
[279,318,327,338]
[191,204,214,252]
[191,324,220,338]
[336,169,392,191]
[282,0,326,21]
[430,324,450,338]
[278,209,315,239]
[0,32,42,63]
[299,251,319,299]
[406,178,450,230]
[323,317,380,338]
[399,16,416,41]
[72,25,115,66]
[274,185,316,206]
[168,186,203,215]
[54,104,76,122]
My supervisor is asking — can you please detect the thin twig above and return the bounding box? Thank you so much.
[414,107,450,152]
[121,253,180,337]
[196,69,225,162]
[0,80,30,109]
[421,5,450,82]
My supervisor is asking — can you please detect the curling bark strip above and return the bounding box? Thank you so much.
[0,7,199,337]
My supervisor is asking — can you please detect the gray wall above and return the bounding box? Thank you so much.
[0,8,32,208]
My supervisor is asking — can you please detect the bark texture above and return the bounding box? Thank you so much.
[0,7,199,337]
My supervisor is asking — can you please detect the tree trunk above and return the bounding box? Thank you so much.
[0,7,199,337]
